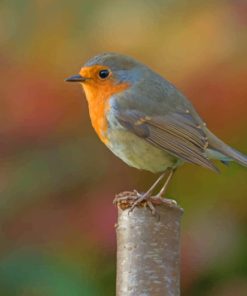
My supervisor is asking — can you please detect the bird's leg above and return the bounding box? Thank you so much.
[152,168,177,206]
[138,172,166,198]
[115,169,177,215]
[114,173,165,204]
[128,168,177,213]
[128,171,169,213]
[156,168,175,197]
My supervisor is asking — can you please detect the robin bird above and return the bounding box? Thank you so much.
[66,52,247,212]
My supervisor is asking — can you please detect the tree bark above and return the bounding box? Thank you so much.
[115,194,183,296]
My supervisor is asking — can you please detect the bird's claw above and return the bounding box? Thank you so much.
[151,195,177,207]
[114,190,176,216]
[113,190,139,204]
[128,192,150,213]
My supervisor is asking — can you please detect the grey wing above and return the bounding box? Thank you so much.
[115,109,219,172]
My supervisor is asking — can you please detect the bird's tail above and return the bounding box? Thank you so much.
[206,129,247,167]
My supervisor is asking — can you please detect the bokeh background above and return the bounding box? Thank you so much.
[0,0,247,295]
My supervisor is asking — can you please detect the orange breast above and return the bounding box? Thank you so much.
[83,81,129,144]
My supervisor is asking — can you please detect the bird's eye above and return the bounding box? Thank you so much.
[98,69,110,79]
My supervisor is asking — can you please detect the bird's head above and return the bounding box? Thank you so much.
[65,52,145,101]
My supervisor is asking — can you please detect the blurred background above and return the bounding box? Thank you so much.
[0,0,247,295]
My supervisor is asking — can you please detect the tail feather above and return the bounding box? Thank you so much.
[206,129,247,167]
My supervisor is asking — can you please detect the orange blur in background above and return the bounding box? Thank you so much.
[0,1,247,295]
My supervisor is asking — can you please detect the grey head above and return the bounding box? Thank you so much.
[84,52,149,84]
[84,52,142,69]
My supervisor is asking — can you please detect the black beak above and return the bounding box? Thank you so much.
[65,74,86,82]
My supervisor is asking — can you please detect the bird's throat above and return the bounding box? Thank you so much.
[82,82,129,144]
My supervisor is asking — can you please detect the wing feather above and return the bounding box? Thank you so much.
[115,110,219,172]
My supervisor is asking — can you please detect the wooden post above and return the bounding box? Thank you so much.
[115,193,183,296]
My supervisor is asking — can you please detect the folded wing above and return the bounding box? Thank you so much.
[115,110,219,172]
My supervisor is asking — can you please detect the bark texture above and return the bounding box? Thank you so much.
[115,197,183,296]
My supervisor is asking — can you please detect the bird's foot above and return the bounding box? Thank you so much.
[114,190,177,216]
[113,190,140,205]
[151,195,177,206]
